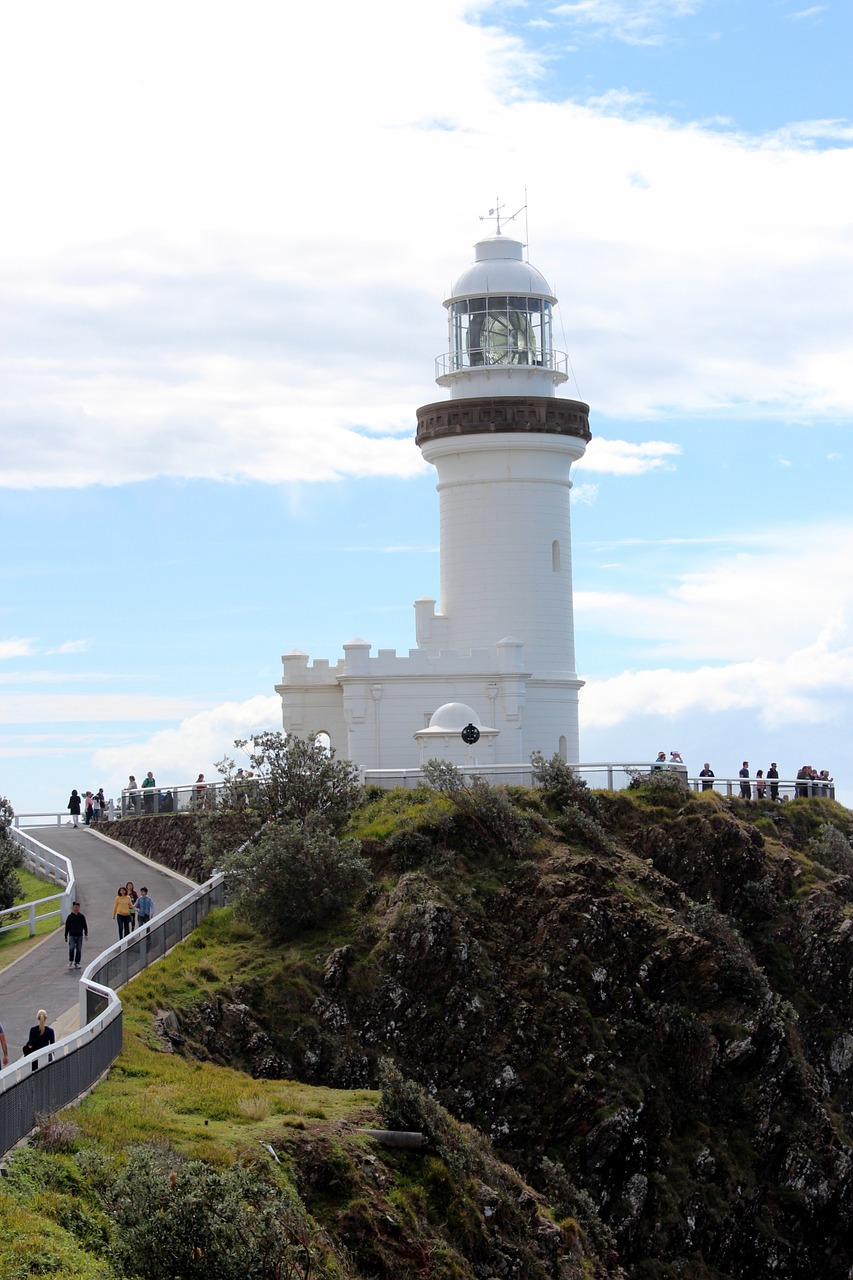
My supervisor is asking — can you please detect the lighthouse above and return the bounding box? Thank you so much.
[277,217,591,773]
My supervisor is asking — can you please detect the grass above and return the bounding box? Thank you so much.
[63,908,380,1164]
[0,867,64,970]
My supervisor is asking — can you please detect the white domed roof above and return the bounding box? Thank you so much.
[427,702,481,731]
[446,234,556,305]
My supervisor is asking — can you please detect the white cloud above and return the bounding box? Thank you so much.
[46,640,90,655]
[578,526,853,664]
[0,694,210,724]
[0,639,35,659]
[0,3,851,494]
[575,438,681,475]
[91,695,282,793]
[580,628,853,732]
[571,482,600,505]
[550,1,699,46]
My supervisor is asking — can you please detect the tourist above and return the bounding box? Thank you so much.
[652,752,666,771]
[24,1010,55,1070]
[755,769,766,799]
[64,900,88,969]
[767,763,779,802]
[112,886,134,940]
[125,882,139,930]
[91,789,101,825]
[142,770,157,813]
[67,789,82,828]
[669,750,683,763]
[136,887,154,926]
[0,1019,8,1066]
[125,775,140,815]
[739,762,751,800]
[699,763,715,792]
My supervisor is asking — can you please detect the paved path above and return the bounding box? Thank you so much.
[1,825,193,1063]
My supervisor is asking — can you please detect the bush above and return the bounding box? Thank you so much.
[0,795,23,911]
[806,823,853,876]
[103,1145,315,1280]
[225,816,371,942]
[531,752,598,814]
[420,761,533,859]
[217,732,362,831]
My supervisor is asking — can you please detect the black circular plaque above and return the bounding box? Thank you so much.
[461,723,481,745]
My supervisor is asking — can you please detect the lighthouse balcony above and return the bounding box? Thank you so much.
[436,347,568,381]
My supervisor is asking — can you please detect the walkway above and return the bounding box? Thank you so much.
[1,825,193,1063]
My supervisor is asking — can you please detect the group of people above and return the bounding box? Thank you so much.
[67,788,107,826]
[795,765,834,798]
[736,762,779,801]
[124,772,160,814]
[654,756,835,801]
[112,882,154,939]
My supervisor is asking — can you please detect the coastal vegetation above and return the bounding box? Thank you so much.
[6,745,853,1278]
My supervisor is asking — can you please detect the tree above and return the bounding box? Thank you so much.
[218,733,361,831]
[0,796,23,911]
[224,816,371,943]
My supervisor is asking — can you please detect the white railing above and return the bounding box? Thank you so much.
[363,762,836,802]
[0,864,226,1156]
[7,828,75,934]
[11,765,838,834]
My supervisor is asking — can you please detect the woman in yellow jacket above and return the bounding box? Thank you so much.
[112,885,135,940]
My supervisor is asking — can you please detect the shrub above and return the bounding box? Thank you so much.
[806,823,853,876]
[531,752,598,815]
[225,816,371,942]
[0,795,23,911]
[103,1145,315,1280]
[217,732,361,832]
[421,761,533,859]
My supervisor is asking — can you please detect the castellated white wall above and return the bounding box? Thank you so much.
[277,635,581,772]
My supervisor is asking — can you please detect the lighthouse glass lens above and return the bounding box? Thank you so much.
[448,297,552,371]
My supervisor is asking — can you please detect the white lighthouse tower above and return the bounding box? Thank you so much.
[277,217,591,772]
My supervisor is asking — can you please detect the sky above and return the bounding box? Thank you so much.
[2,0,852,814]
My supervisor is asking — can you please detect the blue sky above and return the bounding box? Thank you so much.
[2,0,852,813]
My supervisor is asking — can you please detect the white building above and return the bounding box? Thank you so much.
[277,224,591,772]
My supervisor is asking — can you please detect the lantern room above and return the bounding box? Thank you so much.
[436,231,569,399]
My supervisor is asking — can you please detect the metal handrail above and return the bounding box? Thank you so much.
[8,828,75,930]
[435,348,569,378]
[0,851,225,1156]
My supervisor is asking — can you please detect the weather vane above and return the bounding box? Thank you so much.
[479,196,527,241]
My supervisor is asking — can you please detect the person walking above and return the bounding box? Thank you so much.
[91,790,101,825]
[136,887,154,926]
[24,1010,55,1070]
[0,1020,8,1067]
[64,900,88,969]
[112,886,134,940]
[67,789,82,828]
[125,882,138,931]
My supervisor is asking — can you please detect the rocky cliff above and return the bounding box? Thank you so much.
[109,780,853,1279]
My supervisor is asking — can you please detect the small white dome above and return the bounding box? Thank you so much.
[428,702,481,731]
[446,234,555,304]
